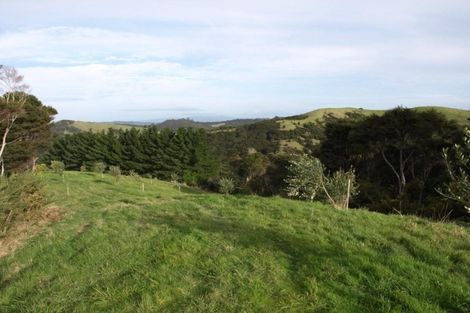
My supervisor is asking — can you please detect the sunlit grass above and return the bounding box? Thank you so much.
[0,171,469,312]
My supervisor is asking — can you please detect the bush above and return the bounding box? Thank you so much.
[323,169,358,209]
[35,163,48,173]
[285,155,357,209]
[50,161,65,175]
[109,166,121,182]
[0,172,48,234]
[80,164,87,172]
[128,170,141,181]
[92,162,106,177]
[219,177,235,195]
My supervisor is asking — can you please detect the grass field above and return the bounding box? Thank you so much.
[1,172,469,312]
[71,121,143,133]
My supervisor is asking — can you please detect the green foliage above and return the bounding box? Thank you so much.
[318,107,465,217]
[50,160,64,175]
[1,171,469,312]
[45,127,220,185]
[2,94,57,173]
[285,155,357,209]
[218,177,235,195]
[440,128,470,213]
[0,172,47,234]
[35,163,48,173]
[285,155,324,201]
[108,166,121,182]
[323,169,358,209]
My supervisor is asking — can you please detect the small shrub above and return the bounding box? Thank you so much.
[80,164,87,172]
[109,166,121,182]
[50,161,65,175]
[285,155,358,209]
[0,172,48,234]
[93,162,106,177]
[171,173,182,192]
[129,170,141,181]
[35,163,48,173]
[219,177,235,195]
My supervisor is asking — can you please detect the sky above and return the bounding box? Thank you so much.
[0,0,469,121]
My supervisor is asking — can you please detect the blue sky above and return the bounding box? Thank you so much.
[1,0,469,121]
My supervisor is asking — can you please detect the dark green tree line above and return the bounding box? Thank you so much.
[44,127,220,185]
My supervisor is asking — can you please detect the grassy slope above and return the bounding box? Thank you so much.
[71,121,143,132]
[279,107,470,130]
[1,172,469,312]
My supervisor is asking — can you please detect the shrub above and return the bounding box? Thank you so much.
[285,155,357,209]
[171,173,182,192]
[0,172,48,234]
[92,162,106,177]
[129,170,141,181]
[35,163,48,173]
[219,177,235,195]
[323,169,358,209]
[439,128,470,215]
[80,164,87,172]
[109,166,121,182]
[50,161,65,175]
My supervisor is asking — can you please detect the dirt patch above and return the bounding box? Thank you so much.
[0,205,64,259]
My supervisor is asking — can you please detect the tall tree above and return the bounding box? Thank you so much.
[3,95,57,173]
[0,65,29,175]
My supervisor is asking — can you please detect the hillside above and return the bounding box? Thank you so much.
[278,106,470,130]
[52,107,468,136]
[52,120,144,135]
[1,172,469,312]
[52,118,264,135]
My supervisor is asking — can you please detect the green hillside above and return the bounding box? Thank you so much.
[52,120,143,134]
[278,106,470,130]
[1,172,469,312]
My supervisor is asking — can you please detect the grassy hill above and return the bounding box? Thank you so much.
[52,118,264,135]
[52,120,143,134]
[278,106,470,130]
[1,172,469,312]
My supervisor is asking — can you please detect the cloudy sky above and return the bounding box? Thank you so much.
[1,0,469,121]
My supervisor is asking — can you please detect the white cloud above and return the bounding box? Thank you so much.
[1,1,469,120]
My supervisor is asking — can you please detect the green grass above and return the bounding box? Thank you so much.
[1,172,469,312]
[279,107,470,130]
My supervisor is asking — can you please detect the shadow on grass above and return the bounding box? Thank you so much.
[146,214,367,302]
[92,179,113,185]
[143,212,469,312]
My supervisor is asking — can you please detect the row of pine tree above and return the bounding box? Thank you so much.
[44,127,220,184]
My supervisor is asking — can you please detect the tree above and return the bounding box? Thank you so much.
[0,65,29,175]
[440,128,470,214]
[3,95,57,173]
[319,107,464,214]
[285,154,357,209]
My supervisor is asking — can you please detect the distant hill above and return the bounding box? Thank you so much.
[51,120,144,135]
[52,118,264,135]
[277,106,470,130]
[52,106,468,136]
[156,118,265,130]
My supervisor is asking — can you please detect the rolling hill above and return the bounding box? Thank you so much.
[52,106,469,136]
[277,106,470,130]
[1,172,469,312]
